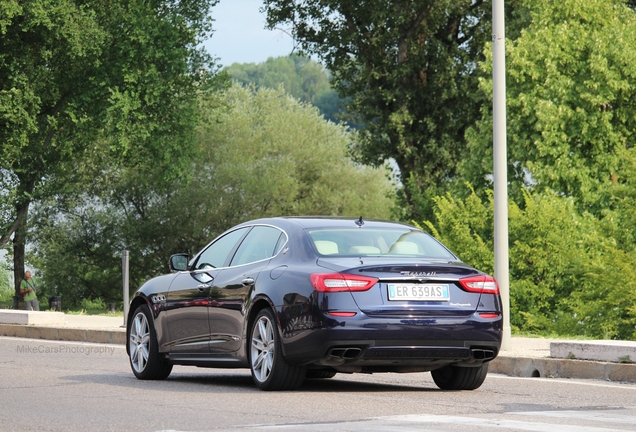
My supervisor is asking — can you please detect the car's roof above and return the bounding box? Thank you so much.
[244,216,419,230]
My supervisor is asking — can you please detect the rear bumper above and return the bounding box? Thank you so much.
[280,312,502,371]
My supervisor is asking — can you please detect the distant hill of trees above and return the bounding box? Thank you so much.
[224,55,345,124]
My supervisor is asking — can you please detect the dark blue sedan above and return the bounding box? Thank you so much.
[126,217,502,390]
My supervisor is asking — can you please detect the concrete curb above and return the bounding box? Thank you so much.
[0,324,126,345]
[490,355,636,383]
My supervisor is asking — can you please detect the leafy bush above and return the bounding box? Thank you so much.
[421,187,636,340]
[0,289,13,309]
[419,186,494,275]
[0,261,11,292]
[0,261,14,308]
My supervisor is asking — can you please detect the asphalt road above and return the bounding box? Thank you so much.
[1,337,635,432]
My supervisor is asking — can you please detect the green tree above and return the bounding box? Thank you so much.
[224,54,343,123]
[31,85,395,306]
[463,0,636,212]
[0,0,218,307]
[196,85,394,221]
[263,1,531,219]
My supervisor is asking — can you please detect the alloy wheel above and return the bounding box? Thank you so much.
[251,315,275,382]
[129,311,150,373]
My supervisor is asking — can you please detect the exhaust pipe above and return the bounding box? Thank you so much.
[329,347,362,359]
[471,348,495,360]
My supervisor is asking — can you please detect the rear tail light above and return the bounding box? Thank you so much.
[328,312,357,317]
[458,275,500,294]
[310,273,379,292]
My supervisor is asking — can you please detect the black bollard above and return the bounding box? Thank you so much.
[48,296,62,312]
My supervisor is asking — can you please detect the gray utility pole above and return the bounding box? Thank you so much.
[493,0,511,350]
[122,250,129,327]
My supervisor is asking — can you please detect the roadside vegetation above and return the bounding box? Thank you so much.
[2,0,636,339]
[28,85,393,308]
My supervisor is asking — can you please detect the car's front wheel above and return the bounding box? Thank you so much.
[249,308,305,390]
[431,363,488,390]
[129,304,172,380]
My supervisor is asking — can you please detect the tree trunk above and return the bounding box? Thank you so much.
[11,201,29,310]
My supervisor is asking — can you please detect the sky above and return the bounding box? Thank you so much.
[204,0,296,67]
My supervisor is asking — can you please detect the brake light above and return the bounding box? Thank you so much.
[458,275,500,294]
[310,273,379,292]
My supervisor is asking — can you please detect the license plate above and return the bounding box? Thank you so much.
[388,283,450,301]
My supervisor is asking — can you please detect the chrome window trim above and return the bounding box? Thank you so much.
[191,224,289,271]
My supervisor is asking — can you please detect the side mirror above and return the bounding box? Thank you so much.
[169,254,189,272]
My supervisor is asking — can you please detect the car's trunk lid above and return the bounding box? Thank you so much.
[316,257,483,317]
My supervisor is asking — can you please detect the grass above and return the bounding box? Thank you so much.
[0,291,123,317]
[65,309,124,317]
[512,330,596,341]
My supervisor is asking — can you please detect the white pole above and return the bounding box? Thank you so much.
[493,0,511,350]
[122,250,129,327]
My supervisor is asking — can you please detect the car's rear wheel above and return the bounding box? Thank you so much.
[431,363,488,390]
[129,304,172,380]
[249,308,305,390]
[306,370,337,379]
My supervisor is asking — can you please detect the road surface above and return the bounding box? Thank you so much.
[1,337,635,431]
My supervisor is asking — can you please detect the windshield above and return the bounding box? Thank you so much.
[307,228,456,259]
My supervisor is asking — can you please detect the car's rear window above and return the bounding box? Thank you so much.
[307,228,455,259]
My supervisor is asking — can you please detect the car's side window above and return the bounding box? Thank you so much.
[195,227,249,269]
[230,226,286,267]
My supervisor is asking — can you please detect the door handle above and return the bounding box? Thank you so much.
[197,284,210,291]
[242,277,255,286]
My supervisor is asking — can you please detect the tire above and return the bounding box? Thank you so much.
[431,363,489,390]
[129,304,173,380]
[306,370,337,379]
[249,308,305,391]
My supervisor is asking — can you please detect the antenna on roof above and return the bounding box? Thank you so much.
[355,216,364,227]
